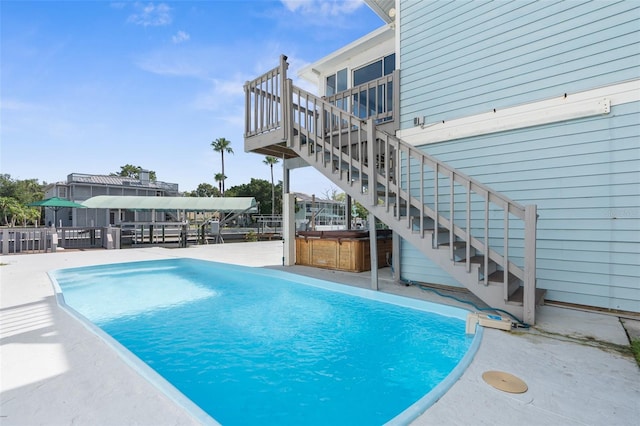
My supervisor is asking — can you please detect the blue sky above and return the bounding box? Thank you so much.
[1,1,383,195]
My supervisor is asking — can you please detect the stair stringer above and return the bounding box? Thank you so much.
[244,61,538,324]
[289,131,526,321]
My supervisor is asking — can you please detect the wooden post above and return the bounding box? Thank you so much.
[523,204,537,325]
[367,119,377,207]
[369,212,378,290]
[283,193,296,266]
[392,231,400,282]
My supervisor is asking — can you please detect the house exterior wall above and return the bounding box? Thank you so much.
[298,27,395,93]
[398,0,639,128]
[45,174,179,227]
[396,0,640,311]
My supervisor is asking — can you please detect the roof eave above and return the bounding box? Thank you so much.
[364,0,395,24]
[298,24,395,83]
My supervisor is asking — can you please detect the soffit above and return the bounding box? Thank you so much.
[298,25,394,82]
[365,0,396,23]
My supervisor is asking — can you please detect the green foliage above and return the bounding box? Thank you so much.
[333,191,368,219]
[111,165,157,181]
[0,196,40,226]
[214,173,226,194]
[245,230,258,242]
[226,178,282,215]
[183,183,220,197]
[263,156,279,215]
[0,175,45,226]
[632,339,640,366]
[211,138,233,194]
[0,174,44,204]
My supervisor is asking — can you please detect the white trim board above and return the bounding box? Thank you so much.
[398,79,640,146]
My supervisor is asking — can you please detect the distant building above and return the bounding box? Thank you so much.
[44,172,179,227]
[293,193,347,231]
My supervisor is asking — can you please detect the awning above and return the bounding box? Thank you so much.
[81,196,258,213]
[28,197,87,209]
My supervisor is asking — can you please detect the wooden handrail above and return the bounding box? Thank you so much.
[244,57,538,324]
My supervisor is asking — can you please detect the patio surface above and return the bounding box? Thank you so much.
[1,241,639,425]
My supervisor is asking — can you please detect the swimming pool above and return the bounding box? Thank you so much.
[51,258,481,425]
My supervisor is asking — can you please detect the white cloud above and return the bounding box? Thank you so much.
[135,49,207,78]
[280,0,363,16]
[172,30,190,44]
[127,2,172,27]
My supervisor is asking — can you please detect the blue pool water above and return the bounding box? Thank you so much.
[52,258,480,425]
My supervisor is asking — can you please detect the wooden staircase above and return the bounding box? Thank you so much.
[244,56,542,324]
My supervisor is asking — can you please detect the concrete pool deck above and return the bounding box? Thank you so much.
[1,241,639,425]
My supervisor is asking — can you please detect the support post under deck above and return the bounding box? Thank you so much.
[369,212,378,290]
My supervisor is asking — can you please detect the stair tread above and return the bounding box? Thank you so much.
[456,255,490,264]
[439,241,467,249]
[489,270,518,283]
[507,287,546,306]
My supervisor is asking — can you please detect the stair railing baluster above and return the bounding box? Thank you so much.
[434,164,439,249]
[367,120,376,206]
[449,172,454,260]
[420,155,425,238]
[407,147,412,229]
[503,204,510,300]
[466,180,471,273]
[348,115,354,187]
[245,57,538,323]
[483,192,489,286]
[267,76,273,129]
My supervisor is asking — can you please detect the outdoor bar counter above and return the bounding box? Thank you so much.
[295,229,392,272]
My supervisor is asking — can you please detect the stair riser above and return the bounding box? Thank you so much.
[288,120,528,322]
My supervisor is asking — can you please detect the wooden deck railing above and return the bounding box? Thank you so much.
[244,56,538,324]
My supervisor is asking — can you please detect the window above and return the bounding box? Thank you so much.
[58,187,67,198]
[352,54,396,120]
[353,54,395,87]
[325,68,347,96]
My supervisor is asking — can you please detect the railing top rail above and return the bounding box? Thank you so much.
[289,82,527,216]
[244,54,288,90]
[381,131,528,215]
[324,70,397,102]
[248,57,528,217]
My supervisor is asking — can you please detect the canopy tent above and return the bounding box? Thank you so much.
[81,196,258,212]
[28,197,87,209]
[28,197,87,226]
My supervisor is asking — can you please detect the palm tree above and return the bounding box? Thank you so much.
[214,173,226,195]
[263,156,279,215]
[211,138,233,195]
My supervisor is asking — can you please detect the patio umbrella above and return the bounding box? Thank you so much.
[28,197,86,226]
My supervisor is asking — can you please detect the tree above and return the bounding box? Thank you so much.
[226,178,282,215]
[184,183,220,197]
[210,138,233,195]
[334,191,368,224]
[111,165,157,181]
[0,175,45,225]
[0,174,44,204]
[0,197,20,226]
[214,173,226,195]
[263,156,279,215]
[321,185,340,201]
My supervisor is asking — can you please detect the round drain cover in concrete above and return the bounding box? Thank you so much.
[482,371,528,393]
